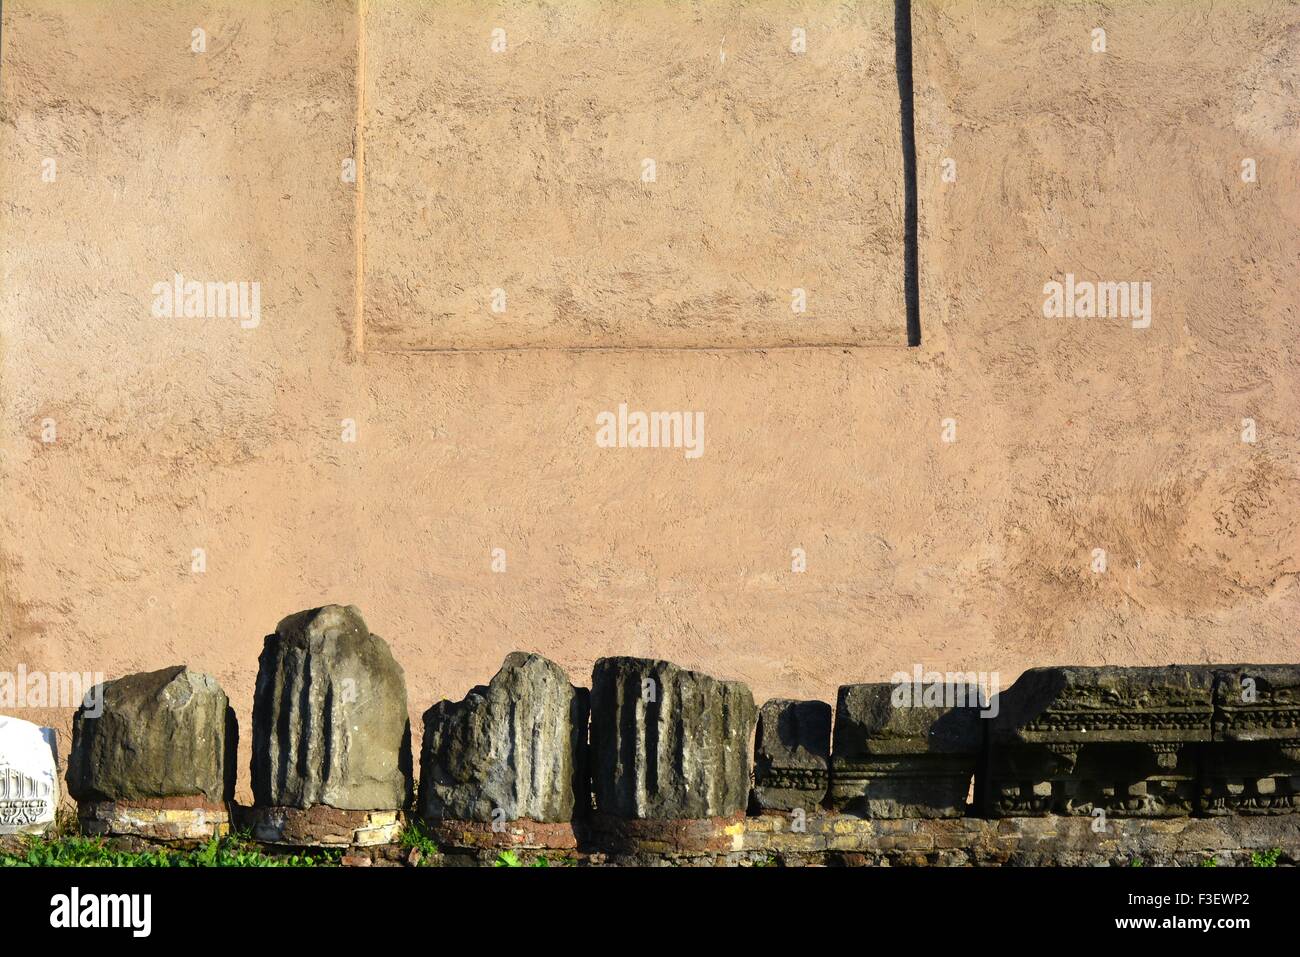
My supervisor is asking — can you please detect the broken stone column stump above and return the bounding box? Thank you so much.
[751,698,831,813]
[1204,665,1300,815]
[588,657,755,852]
[830,681,982,818]
[249,605,413,846]
[0,715,60,835]
[418,652,588,850]
[985,666,1212,818]
[66,666,235,841]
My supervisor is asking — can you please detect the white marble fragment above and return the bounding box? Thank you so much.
[0,714,59,834]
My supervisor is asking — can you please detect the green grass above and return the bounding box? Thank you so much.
[398,819,439,864]
[1,831,340,868]
[493,850,573,867]
[7,825,593,869]
[1250,848,1282,868]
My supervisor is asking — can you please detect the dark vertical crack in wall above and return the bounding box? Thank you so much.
[895,0,922,347]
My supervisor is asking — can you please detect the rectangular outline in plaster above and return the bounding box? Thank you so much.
[354,1,917,355]
[353,0,367,356]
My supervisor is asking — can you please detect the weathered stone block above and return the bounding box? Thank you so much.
[590,657,755,819]
[252,605,413,811]
[583,812,748,858]
[830,682,982,818]
[0,715,59,835]
[1204,665,1300,814]
[751,699,831,812]
[242,805,401,847]
[67,666,235,805]
[77,797,231,842]
[425,817,580,853]
[419,652,589,823]
[749,814,1300,868]
[986,666,1213,818]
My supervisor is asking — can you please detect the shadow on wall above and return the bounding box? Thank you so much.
[895,0,921,346]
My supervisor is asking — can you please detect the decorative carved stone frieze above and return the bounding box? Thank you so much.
[0,715,59,835]
[1204,666,1300,815]
[985,666,1213,818]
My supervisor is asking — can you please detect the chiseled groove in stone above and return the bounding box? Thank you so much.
[419,652,588,824]
[591,657,756,820]
[252,605,412,811]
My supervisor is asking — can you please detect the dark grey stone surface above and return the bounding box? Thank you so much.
[831,681,982,818]
[1205,665,1300,814]
[419,652,589,823]
[67,666,234,804]
[985,666,1214,818]
[251,605,412,810]
[590,657,755,819]
[751,698,831,811]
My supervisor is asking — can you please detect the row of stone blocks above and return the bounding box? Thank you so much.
[3,605,1297,845]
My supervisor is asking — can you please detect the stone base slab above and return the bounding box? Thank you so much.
[9,812,1296,866]
[428,813,1300,866]
[241,806,400,847]
[742,812,1300,866]
[751,769,829,813]
[831,756,974,819]
[581,812,747,856]
[426,814,746,860]
[78,797,229,842]
[425,819,578,852]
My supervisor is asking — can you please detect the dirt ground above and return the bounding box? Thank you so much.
[1,1,1296,803]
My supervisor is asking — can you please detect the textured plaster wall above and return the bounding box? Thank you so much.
[363,0,904,349]
[911,0,1300,665]
[1,0,1297,804]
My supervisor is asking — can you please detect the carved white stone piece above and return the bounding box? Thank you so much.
[0,715,59,834]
